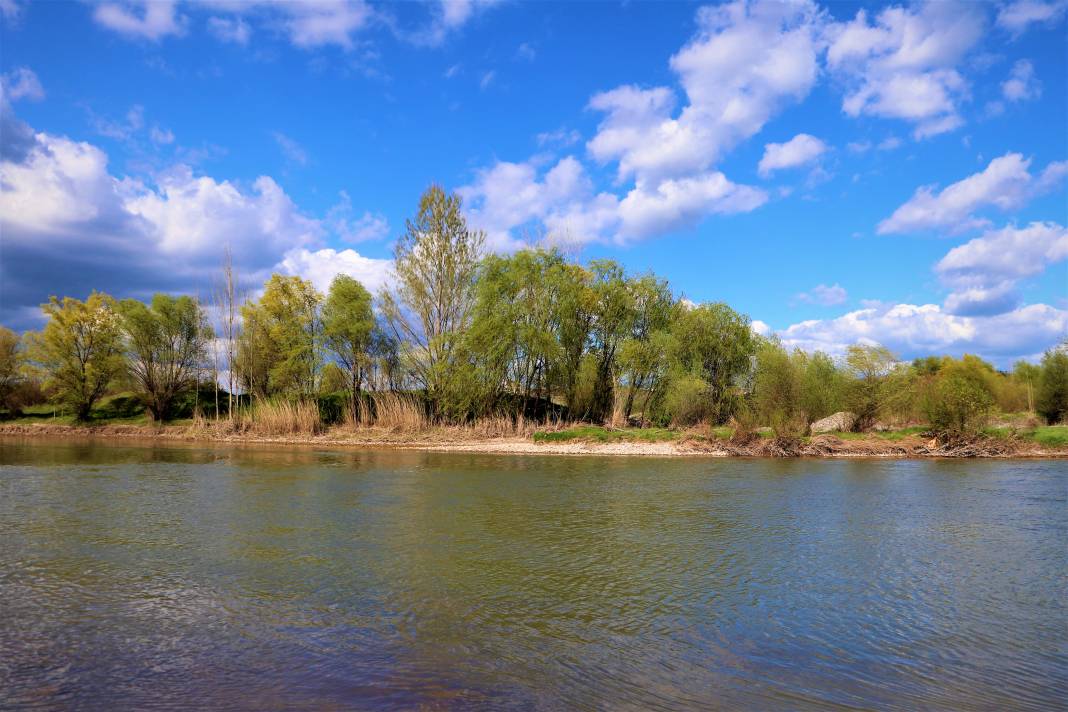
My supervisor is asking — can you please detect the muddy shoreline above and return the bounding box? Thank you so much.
[1,423,1065,459]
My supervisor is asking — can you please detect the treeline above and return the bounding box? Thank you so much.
[2,185,1067,435]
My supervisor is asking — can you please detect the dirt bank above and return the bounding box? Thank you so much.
[1,423,1064,458]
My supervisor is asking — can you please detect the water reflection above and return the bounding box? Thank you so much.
[1,438,1066,710]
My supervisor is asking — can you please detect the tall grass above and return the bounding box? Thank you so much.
[239,400,323,436]
[342,392,429,432]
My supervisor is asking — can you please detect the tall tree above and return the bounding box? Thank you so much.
[237,275,323,398]
[27,293,124,420]
[118,294,211,421]
[668,302,755,424]
[617,274,675,422]
[381,185,484,414]
[844,344,898,430]
[1036,346,1068,424]
[322,274,376,418]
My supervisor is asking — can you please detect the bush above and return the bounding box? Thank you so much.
[923,358,996,434]
[315,392,347,425]
[661,373,713,426]
[1036,350,1068,424]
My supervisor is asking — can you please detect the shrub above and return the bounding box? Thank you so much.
[1036,350,1068,424]
[923,358,996,434]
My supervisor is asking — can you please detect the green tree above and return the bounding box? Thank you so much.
[0,326,22,412]
[28,293,124,420]
[844,344,897,430]
[467,249,567,416]
[1036,347,1068,424]
[237,275,323,399]
[381,185,484,416]
[923,355,996,434]
[322,274,376,418]
[664,302,755,425]
[1012,360,1042,414]
[118,294,211,421]
[584,260,636,422]
[617,274,675,423]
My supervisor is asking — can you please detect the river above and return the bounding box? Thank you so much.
[1,438,1065,710]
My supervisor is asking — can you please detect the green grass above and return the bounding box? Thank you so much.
[2,392,155,426]
[1029,425,1068,447]
[533,425,678,443]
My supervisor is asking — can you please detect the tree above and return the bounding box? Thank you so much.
[0,327,20,407]
[381,185,484,415]
[923,355,996,434]
[322,274,376,419]
[617,274,675,423]
[666,302,755,424]
[118,294,210,421]
[1036,348,1068,424]
[214,247,240,418]
[844,344,897,430]
[237,275,323,399]
[28,293,124,420]
[1013,360,1041,414]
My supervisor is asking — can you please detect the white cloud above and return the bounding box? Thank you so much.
[413,0,502,46]
[758,133,827,176]
[776,301,1068,363]
[935,221,1068,315]
[996,0,1068,35]
[587,0,823,185]
[1,67,44,102]
[327,191,390,243]
[796,283,848,306]
[93,0,186,41]
[0,121,393,327]
[878,153,1068,234]
[479,70,495,90]
[826,2,984,138]
[207,16,251,45]
[1001,59,1041,102]
[460,155,766,246]
[272,132,308,166]
[536,127,582,148]
[275,247,393,295]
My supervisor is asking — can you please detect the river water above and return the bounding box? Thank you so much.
[1,438,1065,710]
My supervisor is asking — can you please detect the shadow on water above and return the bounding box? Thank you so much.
[1,437,1066,710]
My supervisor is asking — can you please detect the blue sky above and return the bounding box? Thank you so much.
[1,0,1066,366]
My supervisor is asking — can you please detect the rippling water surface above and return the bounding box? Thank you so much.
[1,438,1065,710]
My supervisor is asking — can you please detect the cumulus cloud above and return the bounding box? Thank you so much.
[1001,59,1041,102]
[587,0,823,185]
[996,0,1068,35]
[878,153,1068,234]
[795,283,848,306]
[776,301,1068,363]
[459,155,766,246]
[275,247,393,295]
[93,0,187,41]
[826,1,984,138]
[935,221,1068,315]
[0,118,390,329]
[758,133,827,176]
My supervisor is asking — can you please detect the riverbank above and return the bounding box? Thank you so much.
[2,422,1065,458]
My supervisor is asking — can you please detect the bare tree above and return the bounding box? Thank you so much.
[214,246,239,419]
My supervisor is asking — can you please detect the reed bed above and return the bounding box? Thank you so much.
[237,400,323,436]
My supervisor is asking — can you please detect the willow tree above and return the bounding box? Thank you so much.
[237,275,322,398]
[381,185,484,416]
[118,294,211,421]
[28,293,124,420]
[322,274,376,418]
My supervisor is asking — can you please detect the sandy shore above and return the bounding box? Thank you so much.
[1,423,1065,458]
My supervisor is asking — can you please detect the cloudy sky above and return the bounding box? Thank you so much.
[1,0,1065,366]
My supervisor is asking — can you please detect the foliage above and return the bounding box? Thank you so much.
[844,344,897,430]
[1036,348,1068,424]
[322,274,377,417]
[118,293,211,420]
[27,293,125,420]
[922,355,996,434]
[238,275,322,398]
[381,185,484,413]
